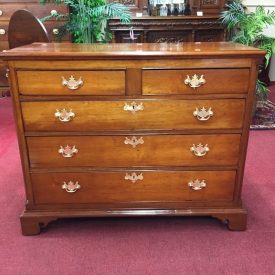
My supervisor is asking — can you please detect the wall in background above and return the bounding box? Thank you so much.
[243,0,275,81]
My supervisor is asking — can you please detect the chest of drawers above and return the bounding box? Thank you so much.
[1,42,264,235]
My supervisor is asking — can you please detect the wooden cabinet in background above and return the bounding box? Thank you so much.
[110,0,228,43]
[0,0,68,96]
[109,15,226,43]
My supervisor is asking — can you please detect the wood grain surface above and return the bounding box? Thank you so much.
[22,99,245,131]
[31,170,236,204]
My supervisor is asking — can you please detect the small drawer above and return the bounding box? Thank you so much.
[31,170,236,205]
[0,22,8,41]
[27,134,241,168]
[22,99,245,131]
[17,70,125,95]
[142,68,250,95]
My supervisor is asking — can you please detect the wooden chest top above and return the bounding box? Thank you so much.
[0,42,265,59]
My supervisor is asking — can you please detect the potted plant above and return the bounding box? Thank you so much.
[220,0,275,100]
[40,0,131,43]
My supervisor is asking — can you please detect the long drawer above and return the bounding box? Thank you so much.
[142,68,250,95]
[27,134,241,168]
[31,171,236,204]
[17,70,125,95]
[22,99,245,131]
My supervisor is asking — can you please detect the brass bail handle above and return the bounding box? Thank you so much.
[184,74,206,89]
[190,143,210,157]
[188,179,206,191]
[62,181,81,193]
[193,107,213,121]
[62,75,83,90]
[58,145,78,158]
[55,109,75,122]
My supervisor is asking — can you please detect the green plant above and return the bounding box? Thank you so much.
[220,0,275,100]
[40,0,131,43]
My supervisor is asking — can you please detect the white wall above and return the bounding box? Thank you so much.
[243,0,275,81]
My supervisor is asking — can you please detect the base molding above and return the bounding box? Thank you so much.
[20,207,247,235]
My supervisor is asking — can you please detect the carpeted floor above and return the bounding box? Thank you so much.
[0,97,275,275]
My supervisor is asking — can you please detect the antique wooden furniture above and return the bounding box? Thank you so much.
[0,0,68,96]
[109,0,228,43]
[109,15,226,43]
[0,42,265,235]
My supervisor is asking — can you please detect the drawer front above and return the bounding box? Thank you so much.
[31,171,236,204]
[17,70,125,95]
[0,22,8,41]
[22,99,245,131]
[27,134,241,168]
[0,4,68,21]
[0,41,8,51]
[143,69,249,95]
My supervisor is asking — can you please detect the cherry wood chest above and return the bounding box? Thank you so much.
[1,42,264,235]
